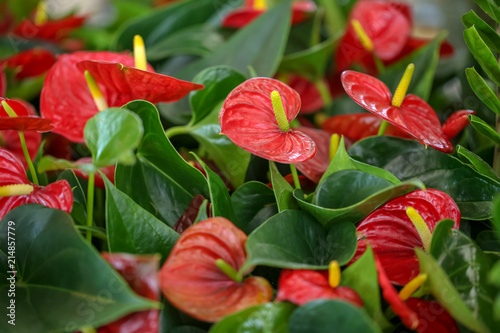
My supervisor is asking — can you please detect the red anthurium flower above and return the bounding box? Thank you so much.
[275,268,363,307]
[0,147,73,220]
[72,157,115,189]
[222,0,316,28]
[342,66,456,153]
[219,77,316,163]
[295,127,331,183]
[0,97,53,132]
[336,0,411,73]
[286,74,327,114]
[159,217,272,322]
[0,48,56,79]
[13,15,85,43]
[99,253,159,333]
[375,256,458,333]
[442,110,476,140]
[0,68,5,96]
[351,189,460,286]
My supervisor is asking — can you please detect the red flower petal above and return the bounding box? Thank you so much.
[14,15,85,43]
[406,298,459,333]
[219,78,316,163]
[321,113,410,142]
[275,269,363,307]
[442,110,475,140]
[99,253,159,333]
[0,129,41,170]
[336,0,411,72]
[295,127,330,183]
[287,75,326,114]
[222,1,316,28]
[73,157,115,189]
[352,189,460,285]
[0,97,53,131]
[159,217,272,322]
[0,68,5,96]
[341,70,454,153]
[0,48,56,79]
[76,60,204,106]
[40,51,139,142]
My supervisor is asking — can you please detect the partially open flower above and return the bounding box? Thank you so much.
[219,77,316,163]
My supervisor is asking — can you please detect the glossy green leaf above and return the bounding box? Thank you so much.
[104,177,179,263]
[429,225,499,331]
[348,136,500,219]
[270,161,298,212]
[209,303,295,333]
[493,195,500,240]
[473,0,500,24]
[278,36,340,81]
[146,25,224,61]
[429,219,456,257]
[193,199,209,224]
[379,32,445,101]
[191,153,235,221]
[319,136,400,186]
[188,106,251,189]
[465,67,500,116]
[476,230,500,252]
[231,181,277,234]
[241,210,357,272]
[288,300,381,333]
[416,249,489,333]
[295,179,422,226]
[0,205,157,333]
[462,10,500,53]
[189,66,247,125]
[115,100,208,227]
[112,0,232,51]
[38,155,83,174]
[341,246,391,328]
[176,0,291,80]
[457,145,500,181]
[84,108,143,168]
[469,114,500,145]
[464,26,500,87]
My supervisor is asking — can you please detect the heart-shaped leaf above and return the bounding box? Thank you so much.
[209,303,295,333]
[104,177,180,264]
[288,300,382,333]
[115,100,208,227]
[0,205,157,333]
[348,136,500,219]
[84,107,143,168]
[242,210,357,271]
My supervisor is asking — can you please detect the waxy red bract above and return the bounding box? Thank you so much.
[0,68,5,96]
[0,48,56,79]
[375,256,458,333]
[13,15,85,43]
[159,217,272,322]
[222,0,316,28]
[0,148,73,220]
[275,269,363,306]
[0,97,53,132]
[352,189,460,285]
[295,127,331,183]
[219,78,316,163]
[287,75,327,114]
[99,253,159,333]
[442,110,475,140]
[342,70,454,153]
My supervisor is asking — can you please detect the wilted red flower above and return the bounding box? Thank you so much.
[98,253,160,333]
[41,51,203,143]
[0,48,56,79]
[341,67,466,153]
[375,256,458,333]
[159,217,272,322]
[351,189,460,285]
[0,147,73,220]
[275,269,363,306]
[219,78,316,163]
[222,0,316,28]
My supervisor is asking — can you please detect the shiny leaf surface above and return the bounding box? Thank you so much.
[464,25,500,87]
[465,67,500,116]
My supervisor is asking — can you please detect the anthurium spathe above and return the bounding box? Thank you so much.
[0,48,56,79]
[341,65,458,153]
[221,0,316,28]
[219,77,316,163]
[0,68,5,96]
[159,217,272,322]
[275,266,363,307]
[351,189,460,285]
[0,147,72,220]
[375,256,459,333]
[295,127,331,183]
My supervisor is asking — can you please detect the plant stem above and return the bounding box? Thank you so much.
[315,79,332,108]
[377,121,388,136]
[373,54,385,74]
[18,131,39,185]
[165,125,189,139]
[86,172,95,244]
[493,114,500,176]
[290,164,301,190]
